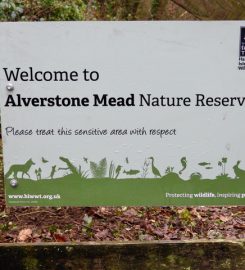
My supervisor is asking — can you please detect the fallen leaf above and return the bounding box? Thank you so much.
[53,233,67,242]
[95,229,109,239]
[152,228,165,237]
[234,224,245,229]
[124,208,138,217]
[18,228,32,242]
[219,215,232,222]
[191,209,202,220]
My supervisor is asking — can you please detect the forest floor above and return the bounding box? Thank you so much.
[0,139,244,243]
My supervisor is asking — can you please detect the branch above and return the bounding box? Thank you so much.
[170,0,202,20]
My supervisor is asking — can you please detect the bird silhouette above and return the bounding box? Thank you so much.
[148,157,161,178]
[42,157,48,163]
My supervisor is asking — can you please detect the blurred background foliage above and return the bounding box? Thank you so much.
[0,0,245,22]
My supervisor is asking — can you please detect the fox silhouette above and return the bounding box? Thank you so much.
[5,159,35,179]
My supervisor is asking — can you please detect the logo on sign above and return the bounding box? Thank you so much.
[238,27,245,70]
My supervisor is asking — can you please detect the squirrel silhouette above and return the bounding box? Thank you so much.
[233,161,245,179]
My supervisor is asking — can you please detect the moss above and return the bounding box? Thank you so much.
[0,241,244,270]
[165,254,177,265]
[22,257,39,270]
[145,252,160,269]
[65,246,74,253]
[219,259,231,269]
[151,0,161,18]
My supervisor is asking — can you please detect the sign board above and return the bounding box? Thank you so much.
[0,22,245,206]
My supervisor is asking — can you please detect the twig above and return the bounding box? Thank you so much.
[16,210,55,218]
[72,220,96,231]
[170,0,202,20]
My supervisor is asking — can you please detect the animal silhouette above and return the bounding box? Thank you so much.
[198,162,211,166]
[49,165,57,179]
[179,157,187,175]
[35,168,42,180]
[233,161,245,179]
[123,169,140,175]
[42,157,49,163]
[5,159,35,179]
[148,157,161,178]
[35,169,39,180]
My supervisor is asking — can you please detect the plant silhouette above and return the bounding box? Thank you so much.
[108,162,122,179]
[90,158,107,178]
[218,157,228,176]
[109,161,115,178]
[59,156,82,178]
[77,165,89,179]
[141,158,150,178]
[165,166,174,174]
[115,165,122,179]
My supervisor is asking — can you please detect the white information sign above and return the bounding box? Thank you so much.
[0,22,244,206]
